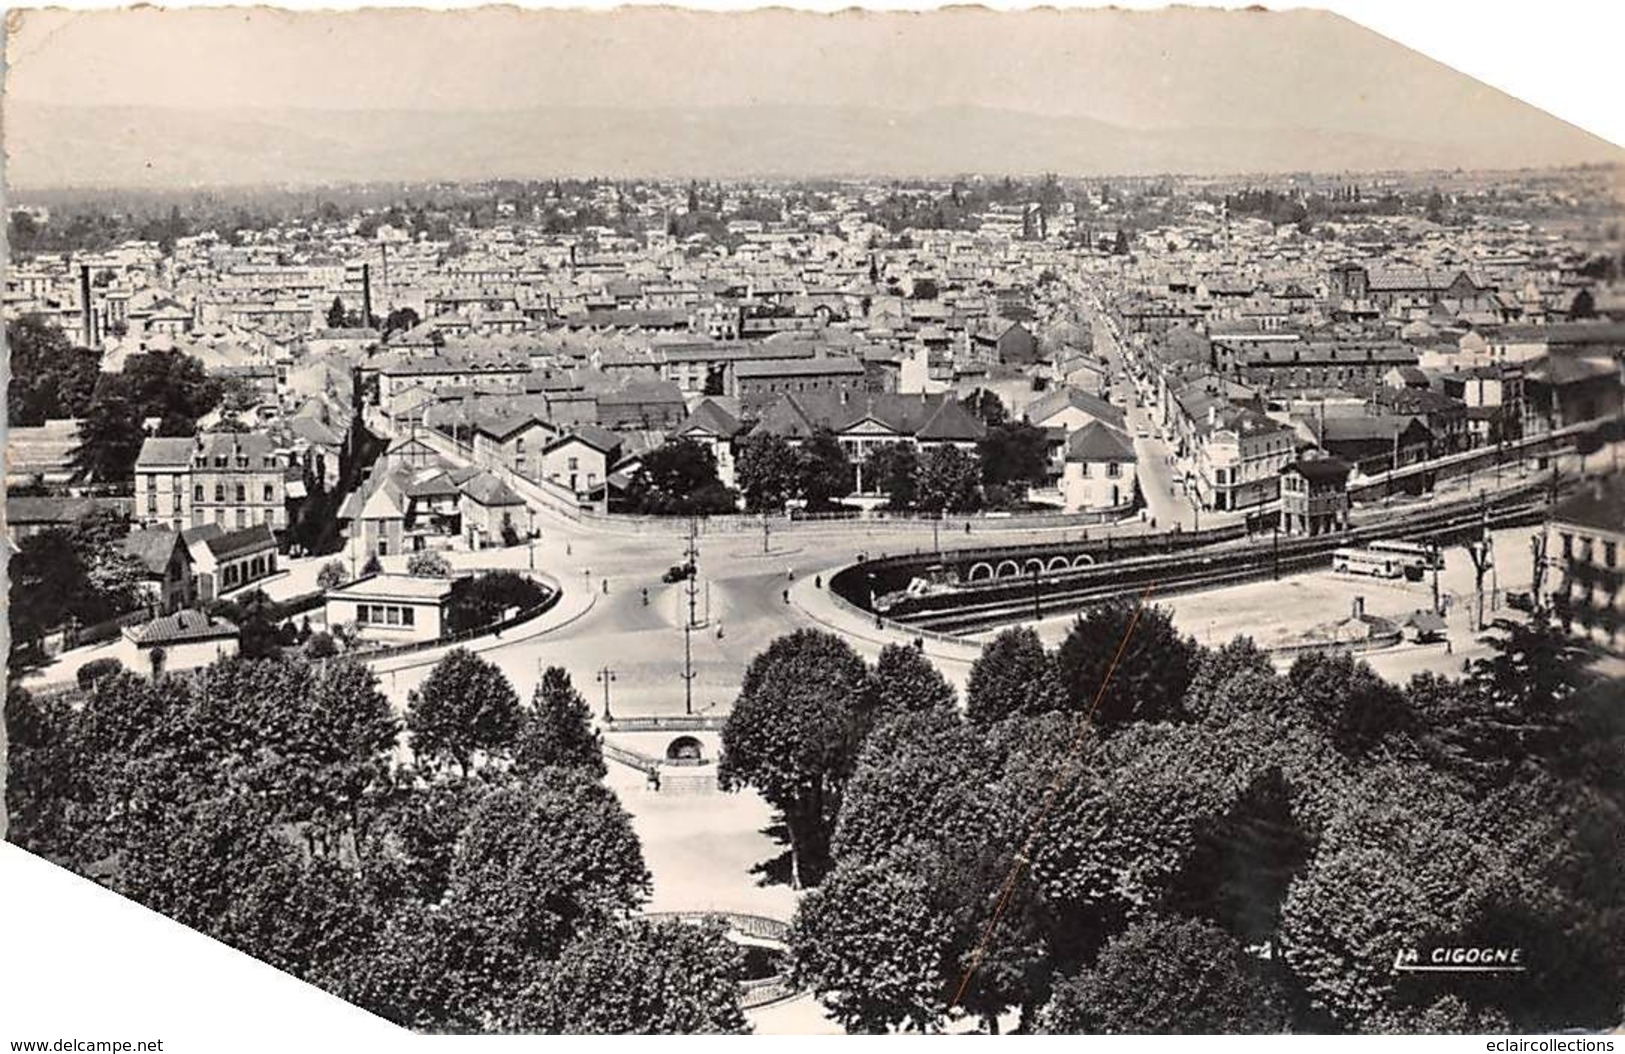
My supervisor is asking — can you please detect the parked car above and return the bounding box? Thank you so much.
[662,563,696,583]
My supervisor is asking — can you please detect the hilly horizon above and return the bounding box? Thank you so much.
[5,8,1622,189]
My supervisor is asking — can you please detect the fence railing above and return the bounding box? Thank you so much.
[603,713,727,732]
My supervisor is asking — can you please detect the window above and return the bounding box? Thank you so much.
[235,484,246,503]
[172,494,183,513]
[357,605,370,624]
[194,484,204,502]
[385,606,401,626]
[402,607,415,627]
[214,456,228,468]
[1107,462,1122,478]
[1561,533,1574,560]
[1606,542,1618,569]
[214,484,225,502]
[236,509,248,528]
[147,494,157,513]
[568,456,579,471]
[264,484,275,502]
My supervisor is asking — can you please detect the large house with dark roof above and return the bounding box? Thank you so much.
[134,432,287,534]
[750,390,987,499]
[1058,421,1138,512]
[1550,472,1624,651]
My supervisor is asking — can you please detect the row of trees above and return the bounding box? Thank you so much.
[7,648,750,1032]
[720,610,1625,1033]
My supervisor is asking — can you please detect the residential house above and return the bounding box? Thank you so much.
[116,609,240,676]
[121,528,195,615]
[671,398,745,490]
[733,356,867,416]
[459,471,533,548]
[1058,422,1138,512]
[135,433,287,533]
[1550,473,1624,650]
[1279,457,1352,536]
[182,522,279,602]
[542,426,623,500]
[324,573,453,644]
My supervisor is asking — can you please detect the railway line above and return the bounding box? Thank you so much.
[883,493,1551,636]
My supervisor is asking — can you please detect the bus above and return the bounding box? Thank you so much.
[1332,547,1403,579]
[1367,539,1444,580]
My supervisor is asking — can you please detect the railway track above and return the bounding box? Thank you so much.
[889,496,1550,636]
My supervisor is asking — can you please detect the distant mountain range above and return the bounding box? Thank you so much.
[6,7,1621,189]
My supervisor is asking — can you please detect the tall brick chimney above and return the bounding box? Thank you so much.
[361,263,373,327]
[79,265,97,346]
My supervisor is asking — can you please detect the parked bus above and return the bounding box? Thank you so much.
[1332,547,1403,579]
[1367,539,1444,580]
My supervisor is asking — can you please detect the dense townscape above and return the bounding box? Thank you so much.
[6,164,1625,1034]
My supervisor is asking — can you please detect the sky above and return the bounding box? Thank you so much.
[5,5,1621,187]
[0,6,1542,132]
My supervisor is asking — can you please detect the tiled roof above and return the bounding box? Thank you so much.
[127,609,239,646]
[204,522,277,561]
[1064,422,1136,463]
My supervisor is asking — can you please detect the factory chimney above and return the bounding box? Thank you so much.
[361,263,373,328]
[79,265,97,346]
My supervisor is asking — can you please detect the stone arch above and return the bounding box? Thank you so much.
[666,735,705,763]
[1024,558,1046,575]
[996,560,1020,579]
[1071,554,1096,569]
[967,562,995,582]
[1047,556,1071,572]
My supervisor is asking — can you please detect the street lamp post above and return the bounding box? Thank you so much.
[1031,564,1042,622]
[596,666,616,723]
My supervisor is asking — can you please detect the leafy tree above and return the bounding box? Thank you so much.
[863,443,919,510]
[119,349,224,422]
[797,428,854,509]
[734,433,800,512]
[327,297,349,329]
[622,439,735,515]
[1287,651,1414,758]
[382,306,420,338]
[406,549,452,577]
[1165,765,1316,946]
[6,315,101,425]
[916,444,982,513]
[4,685,86,859]
[978,423,1051,488]
[1054,601,1198,728]
[406,648,523,776]
[1040,915,1287,1033]
[444,770,650,965]
[444,570,550,634]
[719,629,873,887]
[71,383,147,481]
[1182,635,1277,722]
[966,626,1064,725]
[361,552,384,576]
[510,918,748,1034]
[792,851,955,1033]
[114,791,383,989]
[960,390,1009,429]
[867,643,957,717]
[910,277,940,300]
[515,667,606,779]
[317,560,349,590]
